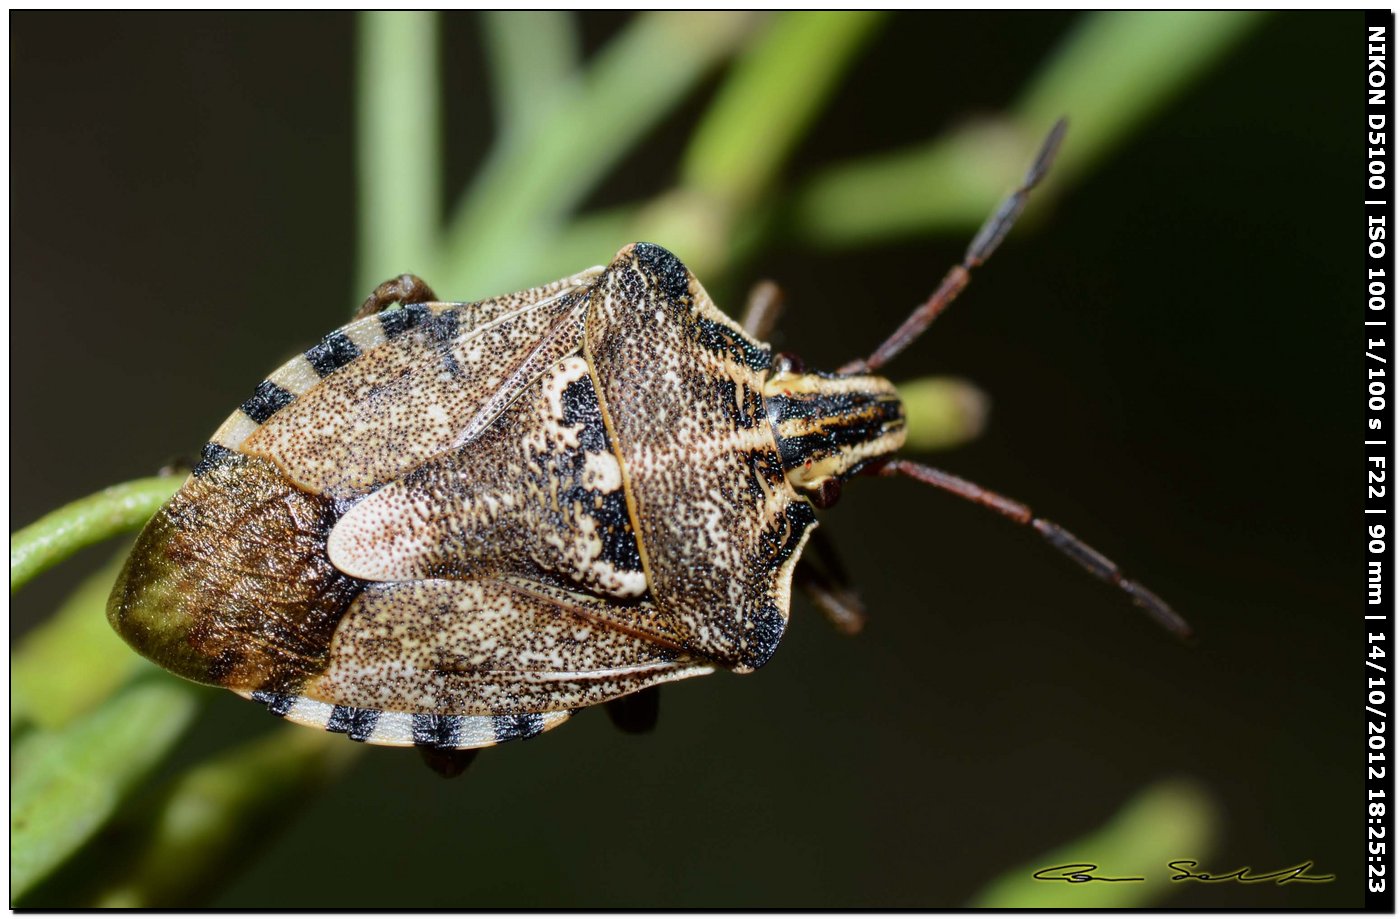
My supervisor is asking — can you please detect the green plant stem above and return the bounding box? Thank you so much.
[682,11,884,211]
[1015,11,1266,185]
[615,12,883,279]
[482,12,579,139]
[791,119,1035,246]
[357,11,442,292]
[12,553,143,731]
[438,12,760,297]
[968,778,1219,907]
[11,676,202,900]
[897,377,989,453]
[10,476,181,593]
[91,730,357,908]
[790,11,1265,247]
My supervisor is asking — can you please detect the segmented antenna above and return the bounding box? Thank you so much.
[876,459,1193,641]
[841,118,1069,375]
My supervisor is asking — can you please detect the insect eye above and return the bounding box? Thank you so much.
[811,478,843,509]
[772,351,805,375]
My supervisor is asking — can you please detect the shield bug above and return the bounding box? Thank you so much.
[108,119,1188,771]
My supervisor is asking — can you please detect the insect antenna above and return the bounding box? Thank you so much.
[874,458,1193,641]
[841,117,1068,375]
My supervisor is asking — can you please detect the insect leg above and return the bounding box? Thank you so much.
[157,453,196,477]
[740,279,785,340]
[875,458,1192,640]
[605,686,661,733]
[417,747,478,779]
[796,562,867,636]
[353,273,439,320]
[796,530,867,635]
[841,118,1068,375]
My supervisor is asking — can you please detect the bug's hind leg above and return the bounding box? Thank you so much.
[605,686,661,734]
[418,747,478,779]
[353,273,438,320]
[796,530,868,636]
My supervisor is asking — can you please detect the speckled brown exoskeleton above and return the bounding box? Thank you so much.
[108,120,1188,775]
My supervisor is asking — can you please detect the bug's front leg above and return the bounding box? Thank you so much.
[605,686,661,734]
[796,531,868,636]
[740,280,785,340]
[353,273,439,320]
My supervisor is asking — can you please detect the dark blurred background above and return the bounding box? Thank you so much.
[12,11,1359,908]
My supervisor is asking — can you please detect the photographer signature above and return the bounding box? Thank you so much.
[1033,861,1335,885]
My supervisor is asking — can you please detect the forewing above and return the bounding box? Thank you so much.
[584,244,816,671]
[214,267,600,500]
[299,577,712,717]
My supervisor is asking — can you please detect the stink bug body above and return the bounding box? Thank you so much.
[108,120,1187,765]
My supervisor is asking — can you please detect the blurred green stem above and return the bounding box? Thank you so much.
[439,11,760,296]
[482,12,579,139]
[792,118,1036,245]
[11,677,201,900]
[791,11,1265,246]
[10,476,181,593]
[1015,11,1266,184]
[969,778,1220,907]
[897,377,989,453]
[358,11,442,291]
[628,11,885,279]
[682,12,884,211]
[12,554,144,731]
[92,730,357,908]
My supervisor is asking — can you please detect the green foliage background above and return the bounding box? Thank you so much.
[11,11,1360,907]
